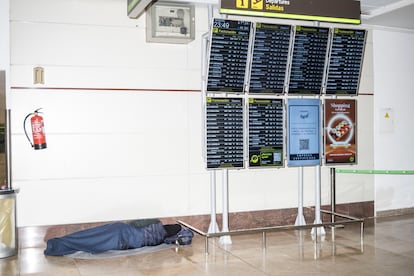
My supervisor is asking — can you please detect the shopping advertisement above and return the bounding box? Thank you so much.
[325,99,357,164]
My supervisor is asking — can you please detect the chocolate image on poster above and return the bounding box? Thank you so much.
[325,99,356,164]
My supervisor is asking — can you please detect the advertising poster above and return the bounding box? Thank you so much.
[325,99,357,164]
[287,99,321,166]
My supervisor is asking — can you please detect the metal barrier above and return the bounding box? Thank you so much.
[177,211,364,254]
[177,167,370,254]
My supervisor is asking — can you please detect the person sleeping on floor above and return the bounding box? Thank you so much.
[44,218,193,256]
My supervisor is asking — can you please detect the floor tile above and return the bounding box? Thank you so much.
[2,214,414,275]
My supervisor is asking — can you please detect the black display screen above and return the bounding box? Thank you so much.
[248,98,284,167]
[249,23,291,94]
[206,97,244,169]
[326,28,366,95]
[207,19,251,93]
[289,26,329,94]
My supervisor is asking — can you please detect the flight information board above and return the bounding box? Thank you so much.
[249,23,292,94]
[205,97,244,169]
[289,26,329,94]
[326,28,366,95]
[248,98,284,167]
[207,19,252,93]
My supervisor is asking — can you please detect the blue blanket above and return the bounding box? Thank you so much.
[44,219,167,256]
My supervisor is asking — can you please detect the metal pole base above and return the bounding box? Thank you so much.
[208,221,219,233]
[219,235,232,245]
[295,214,306,226]
[311,219,326,236]
[329,224,344,230]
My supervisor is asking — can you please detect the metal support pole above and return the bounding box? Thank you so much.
[219,169,232,245]
[360,221,364,253]
[295,167,306,226]
[208,171,219,233]
[205,236,209,255]
[6,109,12,189]
[330,167,336,224]
[312,165,325,236]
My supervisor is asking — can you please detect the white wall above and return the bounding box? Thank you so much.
[373,29,414,213]
[10,0,375,227]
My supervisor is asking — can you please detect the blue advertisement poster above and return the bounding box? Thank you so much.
[287,99,321,166]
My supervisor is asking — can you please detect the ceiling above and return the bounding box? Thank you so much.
[360,0,414,30]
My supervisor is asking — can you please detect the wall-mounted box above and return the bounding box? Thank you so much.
[146,1,195,44]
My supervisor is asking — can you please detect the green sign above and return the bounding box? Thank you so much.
[336,169,414,175]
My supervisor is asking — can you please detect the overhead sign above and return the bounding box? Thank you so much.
[325,99,357,164]
[127,0,153,19]
[220,0,361,25]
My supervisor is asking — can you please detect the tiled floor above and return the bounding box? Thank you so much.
[1,214,414,275]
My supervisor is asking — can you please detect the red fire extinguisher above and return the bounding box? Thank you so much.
[24,108,47,150]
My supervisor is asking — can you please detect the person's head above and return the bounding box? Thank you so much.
[163,224,181,237]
